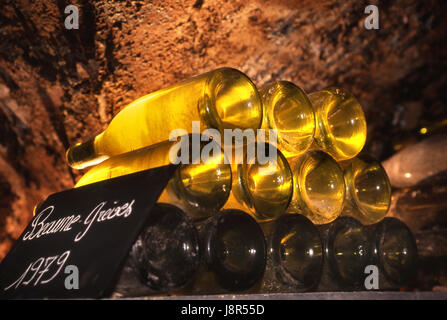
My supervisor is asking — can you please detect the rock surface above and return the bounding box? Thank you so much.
[0,0,446,265]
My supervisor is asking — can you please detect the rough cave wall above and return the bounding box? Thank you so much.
[0,0,446,267]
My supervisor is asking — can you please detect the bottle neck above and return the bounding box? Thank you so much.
[66,135,110,170]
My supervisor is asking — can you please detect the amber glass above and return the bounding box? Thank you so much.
[75,135,232,220]
[126,203,200,293]
[341,155,391,225]
[200,209,266,292]
[67,68,263,169]
[287,150,345,225]
[325,217,372,289]
[371,218,418,286]
[260,81,315,158]
[268,214,323,290]
[308,87,367,161]
[224,142,293,222]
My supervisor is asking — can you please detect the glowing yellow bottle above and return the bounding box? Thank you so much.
[74,135,232,220]
[341,155,391,225]
[67,68,263,169]
[259,81,315,158]
[308,87,367,161]
[223,142,294,222]
[287,150,346,225]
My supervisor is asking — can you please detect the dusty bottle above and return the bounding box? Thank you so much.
[75,134,232,220]
[224,142,294,222]
[287,150,346,225]
[67,68,263,169]
[191,209,267,293]
[112,203,200,297]
[261,213,323,292]
[382,134,447,188]
[318,217,372,291]
[387,182,447,232]
[259,81,315,158]
[369,217,418,289]
[341,155,392,225]
[308,87,367,161]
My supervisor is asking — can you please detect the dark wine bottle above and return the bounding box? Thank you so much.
[111,203,200,297]
[369,217,418,289]
[191,209,267,293]
[261,213,323,292]
[318,216,373,291]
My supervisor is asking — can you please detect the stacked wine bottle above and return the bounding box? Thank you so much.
[65,68,418,296]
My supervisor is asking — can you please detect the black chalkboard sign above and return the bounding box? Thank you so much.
[0,164,178,299]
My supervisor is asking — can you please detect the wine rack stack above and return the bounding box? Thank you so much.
[64,68,419,298]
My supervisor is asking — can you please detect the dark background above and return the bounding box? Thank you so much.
[0,0,446,288]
